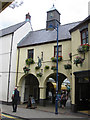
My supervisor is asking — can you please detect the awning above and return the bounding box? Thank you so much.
[61,85,67,90]
[52,82,56,89]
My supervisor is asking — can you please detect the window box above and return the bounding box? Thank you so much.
[51,56,62,62]
[64,64,72,70]
[74,56,84,67]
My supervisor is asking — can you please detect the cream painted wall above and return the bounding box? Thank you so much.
[71,22,90,104]
[17,40,72,100]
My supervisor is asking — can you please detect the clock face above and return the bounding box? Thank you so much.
[50,12,54,18]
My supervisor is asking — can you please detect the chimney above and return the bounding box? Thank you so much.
[25,13,31,22]
[88,1,90,16]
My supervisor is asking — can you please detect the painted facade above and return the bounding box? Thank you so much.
[16,7,90,112]
[70,15,90,111]
[16,40,72,103]
[0,18,32,102]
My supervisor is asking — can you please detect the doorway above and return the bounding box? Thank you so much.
[24,74,39,103]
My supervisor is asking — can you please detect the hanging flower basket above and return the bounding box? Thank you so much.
[64,64,72,70]
[35,66,40,70]
[74,56,84,67]
[25,58,35,66]
[51,56,62,62]
[51,66,57,71]
[36,72,43,77]
[44,65,49,70]
[23,66,30,74]
[77,44,89,53]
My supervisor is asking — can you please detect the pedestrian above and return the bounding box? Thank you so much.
[61,91,67,108]
[12,87,19,112]
[26,95,32,108]
[26,95,37,109]
[57,94,62,107]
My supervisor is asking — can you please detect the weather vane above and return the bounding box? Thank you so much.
[52,0,56,6]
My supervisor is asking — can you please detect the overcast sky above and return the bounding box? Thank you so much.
[0,0,90,31]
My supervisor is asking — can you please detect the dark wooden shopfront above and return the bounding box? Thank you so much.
[74,70,90,111]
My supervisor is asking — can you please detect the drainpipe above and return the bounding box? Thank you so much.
[7,33,14,103]
[16,48,20,87]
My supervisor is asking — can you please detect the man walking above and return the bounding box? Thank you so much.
[12,87,19,112]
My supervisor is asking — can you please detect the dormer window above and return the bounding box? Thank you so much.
[81,29,88,45]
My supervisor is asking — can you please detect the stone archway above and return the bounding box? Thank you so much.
[45,72,68,104]
[20,74,39,103]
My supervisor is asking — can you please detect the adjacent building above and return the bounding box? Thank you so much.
[70,15,90,112]
[0,13,32,102]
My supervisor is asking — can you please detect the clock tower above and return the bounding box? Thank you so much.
[46,5,61,30]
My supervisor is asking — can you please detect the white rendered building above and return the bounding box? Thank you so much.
[0,13,32,102]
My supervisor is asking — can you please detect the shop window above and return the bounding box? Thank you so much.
[54,45,62,57]
[81,29,88,45]
[28,49,34,59]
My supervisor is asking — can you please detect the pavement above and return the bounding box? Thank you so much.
[1,99,90,119]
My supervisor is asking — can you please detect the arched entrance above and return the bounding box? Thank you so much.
[45,72,70,104]
[23,74,39,103]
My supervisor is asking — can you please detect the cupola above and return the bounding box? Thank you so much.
[46,5,61,30]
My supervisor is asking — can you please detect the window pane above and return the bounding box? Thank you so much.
[58,52,61,56]
[86,31,88,37]
[28,49,34,59]
[55,53,57,57]
[86,37,88,44]
[82,39,86,44]
[82,32,85,39]
[58,46,61,51]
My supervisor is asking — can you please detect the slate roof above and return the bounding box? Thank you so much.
[17,21,80,48]
[70,15,90,33]
[0,21,26,37]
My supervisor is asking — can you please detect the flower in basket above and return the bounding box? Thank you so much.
[74,56,84,67]
[36,72,43,77]
[23,66,30,74]
[58,56,62,61]
[25,58,35,66]
[51,56,62,62]
[77,44,89,53]
[64,64,72,70]
[44,65,49,70]
[51,66,57,71]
